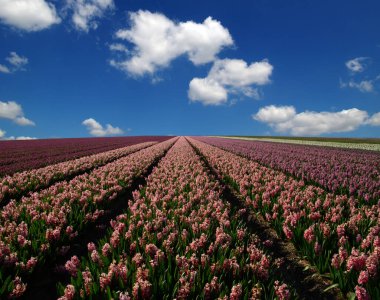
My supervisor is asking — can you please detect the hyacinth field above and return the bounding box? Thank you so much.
[0,136,379,300]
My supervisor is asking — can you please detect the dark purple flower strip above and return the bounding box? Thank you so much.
[0,136,171,176]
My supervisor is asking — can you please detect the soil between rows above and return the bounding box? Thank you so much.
[186,137,345,300]
[20,142,175,300]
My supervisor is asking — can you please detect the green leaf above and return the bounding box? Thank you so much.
[0,275,12,295]
[322,283,339,293]
[107,286,112,299]
[347,292,356,300]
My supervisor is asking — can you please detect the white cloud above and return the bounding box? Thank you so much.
[14,116,35,126]
[252,105,378,136]
[0,129,36,141]
[237,87,260,99]
[341,57,379,93]
[0,0,61,31]
[6,52,28,69]
[0,101,35,126]
[0,52,28,74]
[66,0,114,32]
[110,10,233,76]
[0,64,10,74]
[350,80,373,93]
[109,43,129,53]
[0,101,23,119]
[367,112,380,126]
[188,58,273,105]
[4,136,37,140]
[254,105,296,123]
[340,79,374,93]
[345,57,369,73]
[82,118,123,136]
[207,59,273,86]
[188,78,228,105]
[15,136,36,140]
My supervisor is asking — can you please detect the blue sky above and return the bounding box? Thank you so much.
[0,0,379,139]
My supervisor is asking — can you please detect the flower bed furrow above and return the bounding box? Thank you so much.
[189,137,380,299]
[0,141,157,206]
[58,137,295,299]
[0,138,177,298]
[196,137,380,202]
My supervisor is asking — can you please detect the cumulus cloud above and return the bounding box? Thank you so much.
[110,10,233,76]
[66,0,114,32]
[367,112,380,126]
[207,59,273,86]
[0,101,21,119]
[0,129,5,138]
[254,105,296,123]
[188,58,273,105]
[253,105,379,136]
[14,116,35,126]
[82,118,123,136]
[188,78,228,105]
[345,57,369,73]
[0,101,35,126]
[0,0,61,31]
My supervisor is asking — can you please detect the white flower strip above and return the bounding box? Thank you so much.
[215,136,380,152]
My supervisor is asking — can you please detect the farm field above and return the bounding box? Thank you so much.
[0,136,379,299]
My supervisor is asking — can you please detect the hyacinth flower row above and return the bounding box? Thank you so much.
[196,137,380,203]
[189,138,380,299]
[0,136,169,176]
[0,141,158,205]
[0,138,177,299]
[58,137,294,300]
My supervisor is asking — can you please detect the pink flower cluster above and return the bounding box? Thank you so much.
[197,137,380,202]
[0,138,176,298]
[274,280,290,300]
[0,141,156,204]
[190,137,380,297]
[58,284,75,300]
[59,137,294,299]
[65,255,80,277]
[9,276,27,298]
